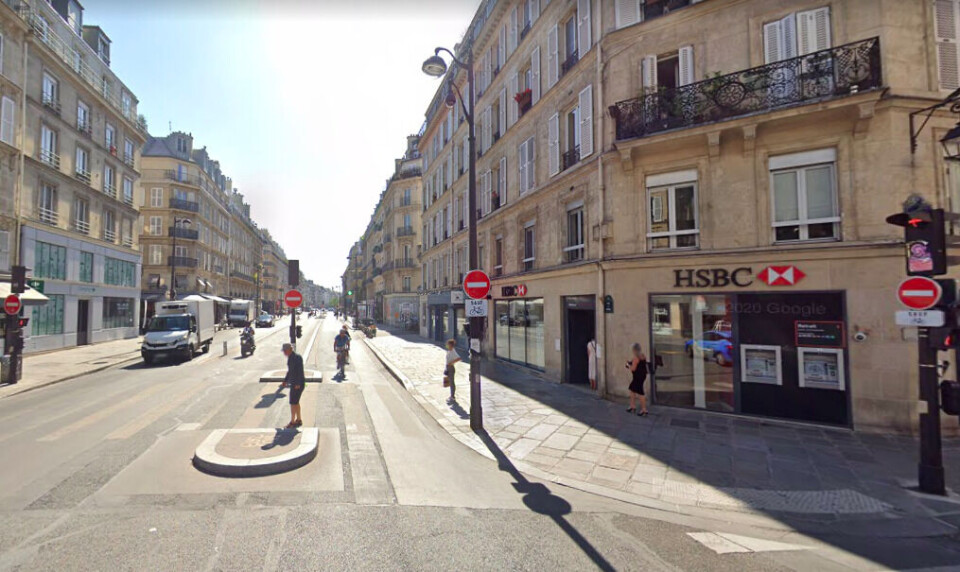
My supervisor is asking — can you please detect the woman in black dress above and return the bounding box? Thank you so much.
[626,343,648,416]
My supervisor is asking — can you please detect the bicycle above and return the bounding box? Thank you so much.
[336,348,347,377]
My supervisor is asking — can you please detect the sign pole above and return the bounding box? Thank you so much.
[918,327,946,494]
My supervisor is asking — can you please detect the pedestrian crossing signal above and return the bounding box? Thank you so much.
[296,325,302,339]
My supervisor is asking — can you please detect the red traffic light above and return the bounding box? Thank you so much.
[17,317,29,329]
[886,212,932,227]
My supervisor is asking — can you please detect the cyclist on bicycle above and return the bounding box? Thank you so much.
[334,328,351,371]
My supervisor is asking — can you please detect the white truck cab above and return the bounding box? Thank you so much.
[142,298,215,365]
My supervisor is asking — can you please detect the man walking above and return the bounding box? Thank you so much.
[280,343,305,429]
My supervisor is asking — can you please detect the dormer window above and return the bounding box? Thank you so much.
[176,137,187,154]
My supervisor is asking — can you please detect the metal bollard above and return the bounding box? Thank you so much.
[222,341,228,356]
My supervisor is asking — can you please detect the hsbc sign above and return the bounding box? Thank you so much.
[673,266,805,288]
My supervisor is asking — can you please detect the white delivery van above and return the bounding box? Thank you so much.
[228,299,256,327]
[141,297,216,364]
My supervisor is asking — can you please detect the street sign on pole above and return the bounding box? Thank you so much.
[896,310,946,327]
[465,298,487,317]
[284,289,303,308]
[463,269,491,300]
[3,295,21,316]
[898,276,942,310]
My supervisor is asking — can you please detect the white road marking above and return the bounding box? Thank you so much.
[687,532,811,554]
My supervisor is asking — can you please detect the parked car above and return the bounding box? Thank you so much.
[255,313,275,328]
[684,330,733,365]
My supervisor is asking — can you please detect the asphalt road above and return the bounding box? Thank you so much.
[1,315,959,571]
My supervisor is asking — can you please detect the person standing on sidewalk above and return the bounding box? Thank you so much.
[280,343,305,429]
[587,338,598,391]
[626,343,648,416]
[444,339,461,402]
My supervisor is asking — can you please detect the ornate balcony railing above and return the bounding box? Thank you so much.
[609,37,882,142]
[169,226,199,240]
[562,146,580,172]
[230,270,254,282]
[396,226,415,237]
[169,256,198,268]
[169,197,200,213]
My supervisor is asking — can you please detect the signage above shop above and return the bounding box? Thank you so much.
[501,284,528,297]
[673,265,806,288]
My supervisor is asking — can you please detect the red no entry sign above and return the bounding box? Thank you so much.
[463,269,491,300]
[897,277,942,310]
[3,294,21,315]
[284,289,303,308]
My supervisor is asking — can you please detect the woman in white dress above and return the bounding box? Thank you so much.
[586,339,597,391]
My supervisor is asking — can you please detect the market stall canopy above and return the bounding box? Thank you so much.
[0,283,49,305]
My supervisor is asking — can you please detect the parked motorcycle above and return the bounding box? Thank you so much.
[240,330,256,357]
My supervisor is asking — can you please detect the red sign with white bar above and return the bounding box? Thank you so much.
[3,294,20,315]
[463,270,491,300]
[284,289,303,308]
[897,276,942,310]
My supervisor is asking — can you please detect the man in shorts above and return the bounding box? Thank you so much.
[280,343,305,429]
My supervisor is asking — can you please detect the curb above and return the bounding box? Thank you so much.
[1,353,143,400]
[361,337,959,537]
[192,427,319,478]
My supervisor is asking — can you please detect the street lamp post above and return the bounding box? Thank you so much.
[423,46,483,431]
[169,216,192,300]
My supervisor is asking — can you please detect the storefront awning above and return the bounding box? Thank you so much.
[0,283,49,306]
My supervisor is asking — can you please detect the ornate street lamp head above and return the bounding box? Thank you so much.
[422,54,448,77]
[444,88,457,109]
[941,122,960,160]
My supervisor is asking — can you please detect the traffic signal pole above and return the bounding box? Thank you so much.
[917,328,946,494]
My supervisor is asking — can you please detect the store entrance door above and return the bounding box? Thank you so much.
[564,296,596,384]
[77,300,90,346]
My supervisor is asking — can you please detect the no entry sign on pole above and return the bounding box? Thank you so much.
[897,276,942,310]
[463,270,491,300]
[3,294,20,315]
[284,289,303,308]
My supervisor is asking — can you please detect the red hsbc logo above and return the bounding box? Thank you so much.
[758,266,806,286]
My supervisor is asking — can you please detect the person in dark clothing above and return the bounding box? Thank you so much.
[280,343,305,428]
[626,343,649,416]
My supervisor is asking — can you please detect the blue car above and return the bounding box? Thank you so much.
[684,331,733,366]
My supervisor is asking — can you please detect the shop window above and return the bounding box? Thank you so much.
[102,297,135,329]
[770,149,839,243]
[495,298,544,369]
[35,241,66,280]
[646,172,698,250]
[32,294,64,336]
[79,251,93,283]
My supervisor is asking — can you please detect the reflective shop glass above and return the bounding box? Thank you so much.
[102,297,135,329]
[495,298,544,369]
[32,294,64,336]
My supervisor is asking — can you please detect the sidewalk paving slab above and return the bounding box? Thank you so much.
[364,328,960,537]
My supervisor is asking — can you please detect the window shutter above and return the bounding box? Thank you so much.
[509,7,518,55]
[526,139,536,191]
[547,25,559,89]
[508,73,519,126]
[531,46,541,104]
[463,135,468,169]
[519,141,528,194]
[499,25,507,65]
[447,204,453,236]
[641,55,657,90]
[937,0,960,90]
[781,14,798,59]
[485,171,493,213]
[616,0,640,29]
[463,192,469,227]
[483,107,492,152]
[577,0,591,57]
[548,113,560,176]
[498,88,507,134]
[531,0,540,23]
[678,45,695,86]
[579,85,593,158]
[447,155,452,187]
[0,96,14,145]
[797,7,830,55]
[453,141,459,175]
[762,20,782,64]
[499,156,508,205]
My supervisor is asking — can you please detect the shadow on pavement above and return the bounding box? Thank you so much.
[447,398,470,420]
[255,390,282,409]
[476,429,614,571]
[262,428,297,450]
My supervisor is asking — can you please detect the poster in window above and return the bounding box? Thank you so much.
[798,347,845,391]
[740,344,782,385]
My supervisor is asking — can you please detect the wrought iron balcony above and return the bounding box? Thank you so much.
[40,149,60,169]
[609,37,882,142]
[123,193,134,207]
[103,183,116,198]
[75,169,92,185]
[230,270,254,282]
[169,256,198,268]
[77,120,92,138]
[169,226,199,239]
[562,146,580,172]
[42,94,61,116]
[384,234,393,243]
[561,50,579,77]
[169,197,200,213]
[397,226,415,237]
[123,153,135,167]
[515,89,533,117]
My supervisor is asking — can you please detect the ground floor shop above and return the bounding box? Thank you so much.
[21,225,141,353]
[383,294,418,330]
[483,247,946,433]
[420,290,467,348]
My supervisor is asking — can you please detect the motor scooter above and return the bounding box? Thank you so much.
[240,330,256,357]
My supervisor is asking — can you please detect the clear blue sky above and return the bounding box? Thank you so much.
[89,0,479,288]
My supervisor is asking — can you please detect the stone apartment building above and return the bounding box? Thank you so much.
[260,230,288,314]
[1,0,146,352]
[411,0,960,434]
[341,240,363,316]
[227,190,260,301]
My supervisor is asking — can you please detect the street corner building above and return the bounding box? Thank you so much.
[348,0,960,436]
[1,0,146,351]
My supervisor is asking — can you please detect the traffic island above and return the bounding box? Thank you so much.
[258,369,322,383]
[192,427,319,477]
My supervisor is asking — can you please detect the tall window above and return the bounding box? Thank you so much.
[519,137,536,194]
[40,125,58,167]
[105,122,115,150]
[122,177,133,204]
[647,175,699,250]
[39,183,57,224]
[123,138,134,164]
[150,187,163,207]
[32,294,64,336]
[103,210,116,241]
[103,164,115,194]
[41,72,58,107]
[150,245,163,265]
[770,150,839,242]
[104,257,136,287]
[79,251,93,283]
[103,297,134,329]
[403,276,411,292]
[523,222,536,271]
[0,95,15,145]
[76,101,89,132]
[35,241,66,279]
[74,198,89,234]
[149,216,162,235]
[121,91,132,116]
[494,236,503,276]
[75,146,89,181]
[565,204,585,262]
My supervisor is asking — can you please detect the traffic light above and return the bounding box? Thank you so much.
[11,266,26,294]
[886,195,947,276]
[16,317,28,330]
[296,325,302,339]
[942,381,960,415]
[288,259,299,287]
[347,290,353,296]
[929,325,956,351]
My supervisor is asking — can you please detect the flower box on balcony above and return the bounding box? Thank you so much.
[515,89,533,115]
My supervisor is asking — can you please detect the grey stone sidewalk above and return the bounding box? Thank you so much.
[365,329,960,536]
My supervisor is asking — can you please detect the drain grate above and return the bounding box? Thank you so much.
[670,419,701,429]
